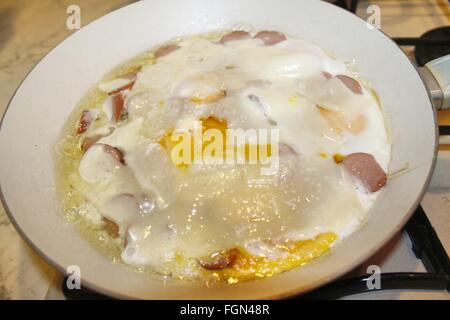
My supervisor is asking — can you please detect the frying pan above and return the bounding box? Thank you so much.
[0,0,447,299]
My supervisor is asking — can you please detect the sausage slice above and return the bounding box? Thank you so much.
[254,31,286,46]
[220,31,251,44]
[102,144,125,165]
[335,75,362,95]
[342,153,387,192]
[76,111,93,134]
[279,143,298,156]
[108,73,137,95]
[322,71,332,79]
[103,217,119,238]
[154,44,180,58]
[112,93,126,122]
[98,73,137,95]
[199,249,239,270]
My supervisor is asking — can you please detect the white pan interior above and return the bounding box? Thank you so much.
[0,0,437,299]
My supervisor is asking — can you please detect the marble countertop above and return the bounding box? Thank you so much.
[0,0,135,299]
[0,0,448,299]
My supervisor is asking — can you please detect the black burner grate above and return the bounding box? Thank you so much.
[331,0,359,13]
[297,206,450,299]
[394,27,450,66]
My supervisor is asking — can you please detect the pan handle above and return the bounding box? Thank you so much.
[419,54,450,111]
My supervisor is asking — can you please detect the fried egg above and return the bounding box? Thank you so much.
[56,30,390,283]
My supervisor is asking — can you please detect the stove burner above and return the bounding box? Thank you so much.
[415,27,450,66]
[59,0,450,300]
[329,0,359,13]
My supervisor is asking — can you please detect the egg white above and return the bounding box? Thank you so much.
[71,31,390,276]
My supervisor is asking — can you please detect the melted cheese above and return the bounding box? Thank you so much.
[61,30,390,282]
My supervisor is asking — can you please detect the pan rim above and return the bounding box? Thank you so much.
[0,0,439,299]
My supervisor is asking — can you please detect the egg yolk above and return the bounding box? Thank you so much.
[159,116,272,169]
[202,232,337,283]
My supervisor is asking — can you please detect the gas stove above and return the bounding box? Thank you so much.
[45,0,450,300]
[0,0,443,300]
